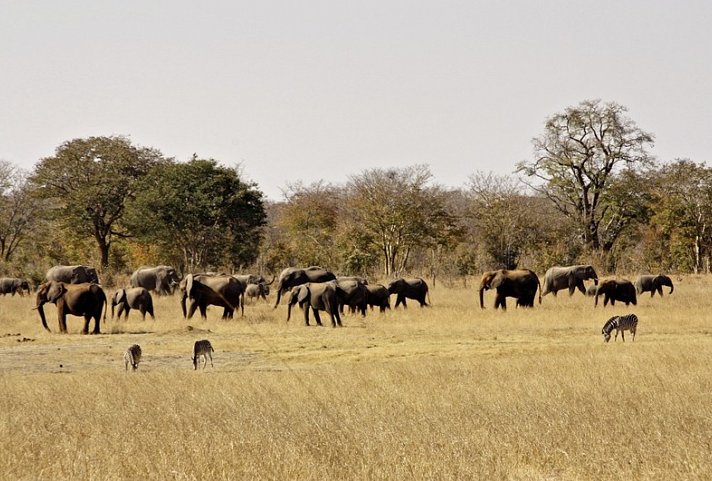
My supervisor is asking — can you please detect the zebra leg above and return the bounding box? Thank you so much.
[621,330,626,342]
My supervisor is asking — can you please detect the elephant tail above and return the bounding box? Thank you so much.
[537,277,542,305]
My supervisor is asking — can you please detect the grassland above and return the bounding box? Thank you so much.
[1,276,711,480]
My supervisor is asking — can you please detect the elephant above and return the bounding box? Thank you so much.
[35,281,106,334]
[111,287,155,320]
[365,284,391,312]
[635,274,674,297]
[0,277,31,296]
[273,266,336,307]
[595,278,637,307]
[46,265,100,285]
[245,282,270,302]
[387,278,429,308]
[479,269,541,310]
[336,277,369,316]
[286,281,342,327]
[541,265,598,296]
[180,274,243,320]
[233,273,275,291]
[130,266,181,296]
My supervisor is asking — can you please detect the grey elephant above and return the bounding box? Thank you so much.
[233,273,275,291]
[35,281,106,334]
[180,274,243,320]
[366,284,390,312]
[387,278,429,308]
[595,278,637,307]
[479,269,541,310]
[245,282,270,302]
[46,265,100,285]
[635,274,674,297]
[130,266,181,295]
[541,265,598,296]
[336,277,369,316]
[273,266,336,307]
[286,281,342,327]
[111,287,155,320]
[0,277,31,296]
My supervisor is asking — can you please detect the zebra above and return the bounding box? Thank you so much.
[124,344,142,371]
[601,314,638,342]
[192,339,214,370]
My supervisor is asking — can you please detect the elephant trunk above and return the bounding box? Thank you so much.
[479,285,486,309]
[669,282,674,294]
[273,282,284,308]
[287,300,293,321]
[37,301,50,332]
[180,293,188,318]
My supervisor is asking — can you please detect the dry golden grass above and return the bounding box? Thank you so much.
[1,276,712,480]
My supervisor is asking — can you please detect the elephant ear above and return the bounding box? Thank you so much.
[297,285,310,304]
[48,282,67,303]
[488,273,504,289]
[185,274,194,297]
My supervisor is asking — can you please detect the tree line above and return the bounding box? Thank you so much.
[1,99,710,285]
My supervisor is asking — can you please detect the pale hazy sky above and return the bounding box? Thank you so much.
[1,1,710,200]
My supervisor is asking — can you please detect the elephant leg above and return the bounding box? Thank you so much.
[199,304,208,320]
[139,306,146,321]
[92,313,101,334]
[312,309,324,327]
[303,306,310,326]
[575,280,586,295]
[124,306,131,320]
[187,301,199,320]
[656,287,663,297]
[59,312,68,333]
[332,307,342,327]
[81,315,90,335]
[401,297,408,308]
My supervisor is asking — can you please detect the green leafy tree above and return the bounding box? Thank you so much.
[517,99,655,252]
[276,181,341,268]
[30,136,165,269]
[125,157,266,272]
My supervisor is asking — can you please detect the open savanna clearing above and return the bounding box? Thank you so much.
[1,276,712,480]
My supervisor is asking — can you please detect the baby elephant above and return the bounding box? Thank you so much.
[245,282,270,302]
[192,339,214,370]
[112,287,155,321]
[124,344,142,371]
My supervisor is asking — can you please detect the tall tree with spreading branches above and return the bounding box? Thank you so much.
[517,100,654,252]
[30,136,165,269]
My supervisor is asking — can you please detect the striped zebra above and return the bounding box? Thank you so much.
[601,314,638,342]
[124,344,142,371]
[192,339,214,370]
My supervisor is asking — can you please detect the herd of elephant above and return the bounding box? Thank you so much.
[478,265,674,310]
[0,263,674,335]
[1,265,430,334]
